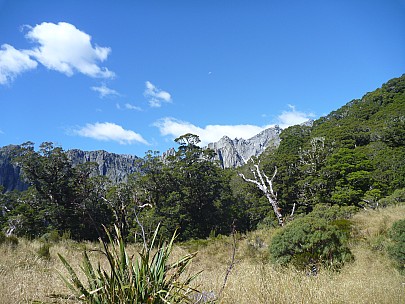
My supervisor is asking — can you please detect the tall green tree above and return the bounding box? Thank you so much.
[14,142,114,240]
[135,134,235,240]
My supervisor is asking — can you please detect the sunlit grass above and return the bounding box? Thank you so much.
[1,205,404,303]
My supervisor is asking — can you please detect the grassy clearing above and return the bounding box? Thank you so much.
[1,205,404,303]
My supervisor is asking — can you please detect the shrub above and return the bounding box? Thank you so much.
[58,224,199,303]
[0,231,5,244]
[40,230,61,243]
[378,188,405,207]
[387,219,405,274]
[269,215,353,271]
[309,204,358,220]
[5,235,19,248]
[37,243,51,260]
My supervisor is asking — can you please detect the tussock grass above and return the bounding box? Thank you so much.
[1,205,404,303]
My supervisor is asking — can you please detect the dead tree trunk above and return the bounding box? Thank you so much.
[239,160,284,226]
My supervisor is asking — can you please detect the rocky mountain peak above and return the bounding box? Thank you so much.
[207,125,282,168]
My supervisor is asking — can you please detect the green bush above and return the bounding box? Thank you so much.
[269,215,353,271]
[40,230,61,243]
[309,204,358,220]
[387,219,405,274]
[37,243,51,260]
[0,231,5,244]
[378,188,405,207]
[58,224,199,303]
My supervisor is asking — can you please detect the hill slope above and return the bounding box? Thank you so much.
[256,73,405,213]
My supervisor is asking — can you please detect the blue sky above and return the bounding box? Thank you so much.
[0,0,404,156]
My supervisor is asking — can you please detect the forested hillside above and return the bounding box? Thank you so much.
[252,74,405,218]
[0,74,404,242]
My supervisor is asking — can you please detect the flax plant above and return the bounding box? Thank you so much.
[58,224,199,303]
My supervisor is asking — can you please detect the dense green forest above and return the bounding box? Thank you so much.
[1,74,404,247]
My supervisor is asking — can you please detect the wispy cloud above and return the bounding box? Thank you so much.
[144,81,172,108]
[91,84,120,98]
[116,103,142,111]
[154,105,315,146]
[73,122,149,145]
[0,44,38,85]
[125,103,142,111]
[0,22,114,85]
[276,104,315,128]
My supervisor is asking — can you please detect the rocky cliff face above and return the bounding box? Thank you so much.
[66,149,142,184]
[0,147,142,192]
[207,126,282,168]
[0,145,29,192]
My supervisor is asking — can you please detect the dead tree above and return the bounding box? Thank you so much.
[239,160,284,226]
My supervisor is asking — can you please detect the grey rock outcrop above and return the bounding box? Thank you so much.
[66,149,142,184]
[207,126,282,168]
[0,145,29,192]
[0,147,143,192]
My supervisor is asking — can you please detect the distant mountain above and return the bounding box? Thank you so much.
[0,147,142,192]
[66,149,142,184]
[207,126,283,168]
[0,145,29,192]
[0,127,283,191]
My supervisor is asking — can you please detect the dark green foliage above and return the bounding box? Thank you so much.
[269,206,354,271]
[378,188,405,207]
[387,219,405,274]
[250,74,405,218]
[134,135,237,241]
[309,204,358,221]
[10,142,114,240]
[0,231,5,244]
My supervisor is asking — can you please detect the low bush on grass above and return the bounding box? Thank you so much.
[269,206,354,272]
[37,242,51,260]
[387,218,405,274]
[58,224,199,303]
[379,188,405,207]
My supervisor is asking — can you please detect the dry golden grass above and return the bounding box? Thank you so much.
[1,205,404,304]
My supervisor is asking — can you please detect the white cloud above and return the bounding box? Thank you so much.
[154,106,316,146]
[73,122,149,145]
[144,81,172,107]
[91,84,119,98]
[24,22,114,78]
[154,117,270,146]
[276,104,315,128]
[125,103,142,111]
[0,44,38,84]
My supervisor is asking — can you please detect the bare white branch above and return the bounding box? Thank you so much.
[239,162,283,226]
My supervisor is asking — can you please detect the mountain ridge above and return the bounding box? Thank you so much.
[0,126,280,192]
[207,125,283,168]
